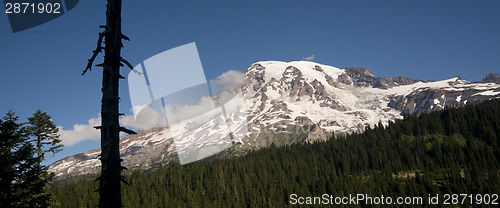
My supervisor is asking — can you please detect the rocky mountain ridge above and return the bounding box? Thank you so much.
[49,61,500,179]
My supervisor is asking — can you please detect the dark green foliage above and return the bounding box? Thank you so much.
[1,110,62,207]
[0,110,62,207]
[50,100,500,207]
[27,110,63,162]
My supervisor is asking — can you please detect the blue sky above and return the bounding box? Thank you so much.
[1,0,499,165]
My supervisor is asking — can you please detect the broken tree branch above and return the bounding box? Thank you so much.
[82,31,106,75]
[119,127,137,135]
[121,34,130,41]
[119,175,130,185]
[119,57,143,75]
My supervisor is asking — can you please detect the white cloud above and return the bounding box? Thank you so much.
[58,98,216,146]
[58,107,166,146]
[209,70,244,94]
[58,116,101,146]
[303,54,315,61]
[214,70,244,86]
[163,96,216,124]
[121,105,166,130]
[60,69,247,146]
[59,99,228,146]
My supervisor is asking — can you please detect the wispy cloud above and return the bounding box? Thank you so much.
[58,116,101,146]
[209,70,245,94]
[213,70,244,86]
[303,54,315,61]
[58,100,217,146]
[58,108,169,146]
[121,106,166,130]
[59,69,245,146]
[58,111,162,146]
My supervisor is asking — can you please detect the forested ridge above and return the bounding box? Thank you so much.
[49,100,500,207]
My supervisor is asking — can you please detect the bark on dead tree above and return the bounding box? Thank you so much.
[83,0,136,207]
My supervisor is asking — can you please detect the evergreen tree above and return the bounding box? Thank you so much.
[49,100,500,207]
[27,110,63,162]
[0,110,53,207]
[0,110,27,206]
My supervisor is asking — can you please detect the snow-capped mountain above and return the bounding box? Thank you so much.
[49,127,176,178]
[49,61,500,178]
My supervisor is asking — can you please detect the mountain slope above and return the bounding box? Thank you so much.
[49,61,500,178]
[49,99,500,207]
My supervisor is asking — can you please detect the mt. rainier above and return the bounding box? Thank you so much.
[49,61,500,178]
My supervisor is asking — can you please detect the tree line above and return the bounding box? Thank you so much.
[44,99,500,206]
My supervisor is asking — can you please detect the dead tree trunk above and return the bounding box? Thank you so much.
[99,0,122,207]
[83,0,136,207]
